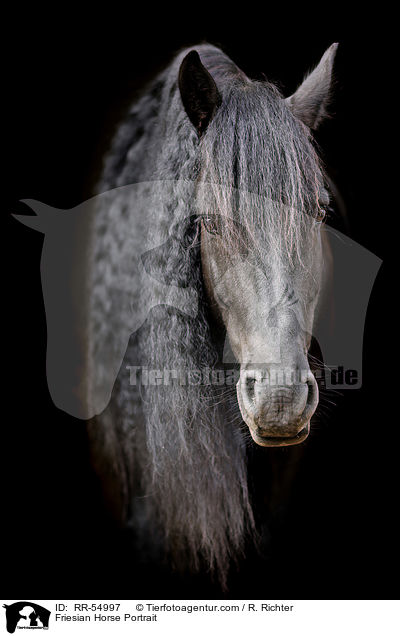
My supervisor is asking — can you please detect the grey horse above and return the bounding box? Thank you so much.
[86,43,337,587]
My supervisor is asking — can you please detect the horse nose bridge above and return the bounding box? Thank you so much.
[239,315,308,369]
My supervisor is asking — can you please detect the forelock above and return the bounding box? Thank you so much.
[198,79,325,262]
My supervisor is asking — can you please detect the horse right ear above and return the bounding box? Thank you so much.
[179,50,222,136]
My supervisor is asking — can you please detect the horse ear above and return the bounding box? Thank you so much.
[179,50,222,136]
[285,43,338,130]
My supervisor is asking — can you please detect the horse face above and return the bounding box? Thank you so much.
[179,44,338,446]
[201,214,323,446]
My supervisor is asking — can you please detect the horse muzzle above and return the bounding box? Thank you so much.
[236,368,319,447]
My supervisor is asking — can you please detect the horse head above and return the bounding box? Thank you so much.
[179,45,337,446]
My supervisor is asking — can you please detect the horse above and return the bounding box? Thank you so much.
[86,42,337,589]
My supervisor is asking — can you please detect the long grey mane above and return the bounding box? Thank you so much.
[88,44,326,587]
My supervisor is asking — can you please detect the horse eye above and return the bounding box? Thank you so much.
[202,216,220,235]
[316,208,326,223]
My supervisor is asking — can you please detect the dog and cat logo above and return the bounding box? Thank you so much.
[2,603,50,633]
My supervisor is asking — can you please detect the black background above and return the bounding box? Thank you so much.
[3,8,395,599]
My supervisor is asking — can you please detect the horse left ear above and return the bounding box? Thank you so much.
[286,43,338,130]
[179,50,222,136]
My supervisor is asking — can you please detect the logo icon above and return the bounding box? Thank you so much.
[2,603,50,633]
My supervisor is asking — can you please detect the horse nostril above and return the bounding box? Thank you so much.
[308,375,317,403]
[301,372,319,422]
[237,371,259,418]
[246,375,256,403]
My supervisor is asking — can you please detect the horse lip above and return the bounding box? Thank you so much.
[249,422,310,447]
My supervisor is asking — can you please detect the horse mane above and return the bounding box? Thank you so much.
[89,44,326,587]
